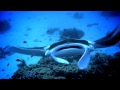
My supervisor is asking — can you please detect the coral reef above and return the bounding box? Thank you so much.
[46,27,84,41]
[0,20,11,34]
[59,28,85,41]
[11,52,120,79]
[12,57,80,79]
[46,27,60,35]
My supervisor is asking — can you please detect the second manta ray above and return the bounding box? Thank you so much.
[3,25,120,69]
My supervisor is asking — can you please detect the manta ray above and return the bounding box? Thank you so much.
[2,25,120,69]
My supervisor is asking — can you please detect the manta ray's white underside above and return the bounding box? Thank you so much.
[55,48,84,57]
[46,43,94,69]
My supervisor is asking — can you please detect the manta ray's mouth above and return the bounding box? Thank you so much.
[56,46,83,51]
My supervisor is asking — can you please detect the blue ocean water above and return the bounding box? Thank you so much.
[0,11,120,79]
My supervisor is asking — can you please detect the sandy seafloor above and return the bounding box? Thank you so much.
[0,11,120,79]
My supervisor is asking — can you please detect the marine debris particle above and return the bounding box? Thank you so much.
[23,41,27,43]
[87,23,99,27]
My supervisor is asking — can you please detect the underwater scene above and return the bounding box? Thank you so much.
[0,11,120,79]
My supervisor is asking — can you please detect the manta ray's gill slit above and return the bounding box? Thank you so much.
[56,46,83,51]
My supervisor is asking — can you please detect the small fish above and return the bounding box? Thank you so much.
[87,23,99,27]
[23,41,27,43]
[7,63,9,67]
[16,59,22,62]
[2,69,4,71]
[31,55,34,57]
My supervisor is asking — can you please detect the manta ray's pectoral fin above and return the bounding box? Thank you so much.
[3,46,45,56]
[77,47,92,69]
[51,53,69,64]
[94,24,120,48]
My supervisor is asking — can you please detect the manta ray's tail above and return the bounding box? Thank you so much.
[94,24,120,48]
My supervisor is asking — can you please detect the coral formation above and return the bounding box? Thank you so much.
[46,27,60,35]
[46,27,84,41]
[0,20,11,34]
[59,28,85,41]
[11,52,120,79]
[12,57,80,79]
